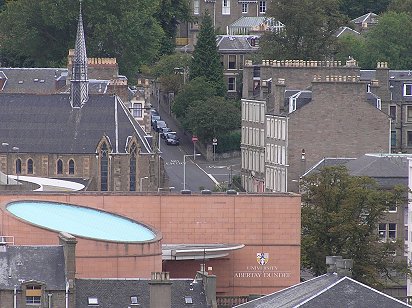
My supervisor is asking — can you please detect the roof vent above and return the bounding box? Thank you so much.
[226,189,238,195]
[185,296,193,304]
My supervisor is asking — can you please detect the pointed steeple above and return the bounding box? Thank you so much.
[70,0,89,108]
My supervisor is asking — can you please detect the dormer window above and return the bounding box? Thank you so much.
[185,296,193,304]
[403,84,412,96]
[130,296,138,305]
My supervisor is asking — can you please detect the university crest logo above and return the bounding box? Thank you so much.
[257,252,269,265]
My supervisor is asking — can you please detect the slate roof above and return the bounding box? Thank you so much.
[75,278,209,308]
[235,274,411,308]
[351,12,379,25]
[0,93,152,154]
[335,26,360,38]
[217,35,259,53]
[0,68,67,94]
[0,245,65,290]
[303,154,411,188]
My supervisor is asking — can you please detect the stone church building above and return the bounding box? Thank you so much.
[0,3,162,191]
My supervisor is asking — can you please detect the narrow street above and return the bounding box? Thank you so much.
[155,98,241,192]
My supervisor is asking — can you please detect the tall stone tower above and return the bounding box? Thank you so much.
[70,0,89,108]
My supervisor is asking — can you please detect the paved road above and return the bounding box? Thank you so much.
[155,100,241,192]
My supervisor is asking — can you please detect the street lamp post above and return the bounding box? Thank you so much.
[139,176,149,192]
[2,142,9,184]
[183,154,201,190]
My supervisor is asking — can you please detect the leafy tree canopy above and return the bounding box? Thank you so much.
[143,53,191,93]
[387,0,412,14]
[301,166,407,288]
[338,0,391,19]
[186,96,241,141]
[172,77,217,124]
[259,0,347,60]
[155,0,190,55]
[189,12,226,96]
[0,0,163,79]
[361,12,412,69]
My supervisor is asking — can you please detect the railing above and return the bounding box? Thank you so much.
[217,296,249,307]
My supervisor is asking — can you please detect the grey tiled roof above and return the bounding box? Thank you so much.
[303,154,410,188]
[0,68,67,94]
[217,35,259,52]
[0,245,65,290]
[335,26,360,37]
[75,278,209,308]
[236,274,411,307]
[351,12,379,25]
[0,93,152,154]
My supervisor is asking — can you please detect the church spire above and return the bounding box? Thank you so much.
[70,0,89,108]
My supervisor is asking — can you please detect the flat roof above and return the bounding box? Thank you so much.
[7,201,156,242]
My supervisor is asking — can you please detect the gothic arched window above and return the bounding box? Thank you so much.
[57,159,63,174]
[27,159,33,174]
[68,159,75,175]
[100,143,109,191]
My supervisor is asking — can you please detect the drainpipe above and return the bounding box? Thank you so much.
[13,286,16,308]
[48,293,52,308]
[65,280,69,308]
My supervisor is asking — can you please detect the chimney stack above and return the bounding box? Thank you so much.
[326,256,353,277]
[149,272,172,308]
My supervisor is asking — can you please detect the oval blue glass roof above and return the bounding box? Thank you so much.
[7,201,156,242]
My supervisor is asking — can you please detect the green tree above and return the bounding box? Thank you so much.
[334,35,367,67]
[156,0,190,55]
[362,11,412,69]
[338,0,390,19]
[259,0,347,60]
[145,53,191,93]
[388,0,412,14]
[172,77,217,126]
[0,0,163,79]
[189,12,226,96]
[301,166,407,288]
[185,96,241,141]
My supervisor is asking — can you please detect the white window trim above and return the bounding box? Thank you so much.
[193,0,200,15]
[404,84,412,96]
[222,0,231,15]
[242,3,248,13]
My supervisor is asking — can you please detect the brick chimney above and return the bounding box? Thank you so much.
[59,232,77,283]
[149,272,172,308]
[195,265,217,308]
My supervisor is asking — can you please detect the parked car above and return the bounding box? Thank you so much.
[150,108,159,116]
[160,128,174,139]
[165,134,180,146]
[151,115,160,128]
[155,120,167,132]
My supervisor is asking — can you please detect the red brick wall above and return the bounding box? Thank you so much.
[0,192,301,296]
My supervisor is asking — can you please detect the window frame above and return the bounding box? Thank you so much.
[407,131,412,147]
[131,102,143,118]
[222,0,230,15]
[68,159,75,175]
[228,54,236,70]
[228,77,236,92]
[259,0,266,14]
[27,158,33,174]
[193,0,200,15]
[241,2,248,13]
[403,84,412,96]
[57,159,63,175]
